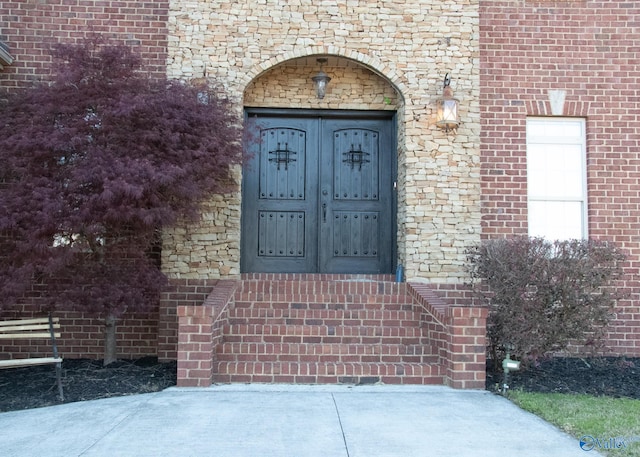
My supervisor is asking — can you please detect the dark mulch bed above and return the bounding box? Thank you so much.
[0,357,177,412]
[486,356,640,399]
[1,356,638,412]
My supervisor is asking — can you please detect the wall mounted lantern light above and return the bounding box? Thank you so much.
[311,58,331,99]
[436,73,459,132]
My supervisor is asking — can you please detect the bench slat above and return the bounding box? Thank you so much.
[0,324,60,333]
[0,317,59,327]
[0,332,61,339]
[0,357,63,369]
[0,315,65,401]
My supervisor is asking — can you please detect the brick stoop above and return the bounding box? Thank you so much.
[176,274,487,388]
[213,274,446,385]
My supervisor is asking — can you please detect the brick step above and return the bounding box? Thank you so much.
[217,342,440,364]
[211,276,447,386]
[234,280,414,310]
[213,361,446,385]
[236,278,402,297]
[233,297,415,311]
[240,274,396,282]
[228,307,423,327]
[224,323,427,342]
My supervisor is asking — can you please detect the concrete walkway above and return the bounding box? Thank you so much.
[0,385,598,457]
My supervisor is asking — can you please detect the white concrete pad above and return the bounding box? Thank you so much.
[0,385,602,457]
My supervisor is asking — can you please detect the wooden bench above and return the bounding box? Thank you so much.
[0,315,64,401]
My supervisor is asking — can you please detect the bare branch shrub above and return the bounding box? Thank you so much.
[466,237,626,366]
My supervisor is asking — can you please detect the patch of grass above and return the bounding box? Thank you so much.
[509,391,640,456]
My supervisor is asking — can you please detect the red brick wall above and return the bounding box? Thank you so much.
[176,280,236,387]
[158,279,225,362]
[0,1,169,360]
[480,1,640,355]
[0,306,159,360]
[0,0,169,90]
[409,283,488,389]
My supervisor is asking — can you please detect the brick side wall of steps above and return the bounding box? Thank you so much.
[176,275,487,389]
[409,283,488,388]
[176,280,237,387]
[158,279,226,362]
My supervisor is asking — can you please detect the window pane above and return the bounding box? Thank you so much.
[527,117,586,240]
[527,119,583,140]
[528,201,584,240]
[528,144,583,198]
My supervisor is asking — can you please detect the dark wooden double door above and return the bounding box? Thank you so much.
[241,110,395,274]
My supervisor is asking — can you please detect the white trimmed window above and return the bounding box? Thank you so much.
[526,117,587,240]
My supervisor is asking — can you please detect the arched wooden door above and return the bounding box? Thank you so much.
[241,109,396,274]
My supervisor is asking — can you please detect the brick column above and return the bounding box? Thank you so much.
[445,306,488,389]
[158,279,223,362]
[176,280,237,387]
[176,305,216,387]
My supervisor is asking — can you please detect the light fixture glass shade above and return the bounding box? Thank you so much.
[436,97,459,131]
[312,70,331,99]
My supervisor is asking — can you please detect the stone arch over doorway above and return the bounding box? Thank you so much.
[240,52,404,274]
[165,0,481,282]
[239,46,410,105]
[241,52,406,113]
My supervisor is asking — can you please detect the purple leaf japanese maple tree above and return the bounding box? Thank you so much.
[0,37,242,364]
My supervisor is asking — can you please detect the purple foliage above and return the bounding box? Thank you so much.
[0,37,242,318]
[466,237,626,365]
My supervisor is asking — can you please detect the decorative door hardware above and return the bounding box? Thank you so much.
[269,142,296,170]
[343,144,370,170]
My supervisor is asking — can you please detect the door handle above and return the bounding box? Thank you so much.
[322,203,327,222]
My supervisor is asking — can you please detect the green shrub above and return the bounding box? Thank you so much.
[466,237,626,365]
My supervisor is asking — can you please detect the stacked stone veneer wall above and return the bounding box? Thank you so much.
[161,194,242,279]
[244,60,400,110]
[165,0,482,284]
[481,1,640,356]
